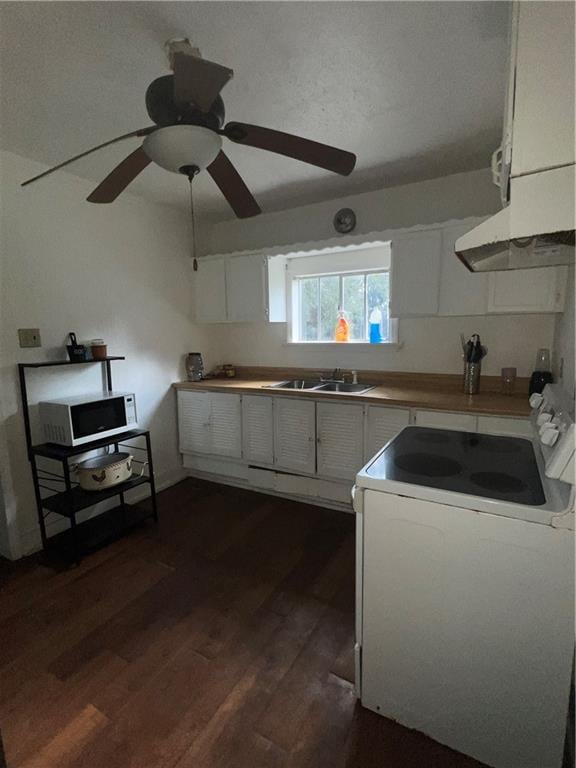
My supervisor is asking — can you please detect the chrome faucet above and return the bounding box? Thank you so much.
[321,368,345,383]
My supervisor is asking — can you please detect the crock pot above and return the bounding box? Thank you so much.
[73,452,134,491]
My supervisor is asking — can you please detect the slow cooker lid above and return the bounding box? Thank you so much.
[77,452,132,470]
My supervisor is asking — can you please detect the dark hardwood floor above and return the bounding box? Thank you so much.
[0,479,486,768]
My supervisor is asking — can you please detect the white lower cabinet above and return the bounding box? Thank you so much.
[477,415,531,438]
[178,390,242,458]
[242,395,274,465]
[178,390,211,454]
[414,409,476,432]
[316,402,364,481]
[210,393,242,458]
[273,398,316,474]
[364,405,411,462]
[178,390,531,510]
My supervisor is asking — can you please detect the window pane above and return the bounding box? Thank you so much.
[342,274,366,340]
[367,272,390,341]
[319,275,340,341]
[300,278,319,341]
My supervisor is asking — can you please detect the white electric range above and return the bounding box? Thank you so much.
[353,384,575,768]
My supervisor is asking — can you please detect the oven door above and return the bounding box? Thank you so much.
[70,397,127,444]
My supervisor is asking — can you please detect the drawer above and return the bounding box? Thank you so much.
[477,416,532,438]
[414,410,477,432]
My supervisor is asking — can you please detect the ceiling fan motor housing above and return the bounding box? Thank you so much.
[145,75,225,130]
[142,125,222,174]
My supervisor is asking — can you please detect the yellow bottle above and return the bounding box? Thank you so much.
[335,309,350,342]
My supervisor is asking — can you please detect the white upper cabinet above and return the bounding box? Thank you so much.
[194,257,228,323]
[226,255,266,323]
[194,253,266,323]
[488,266,567,314]
[273,398,316,475]
[242,395,274,465]
[364,406,410,462]
[316,402,364,481]
[438,222,489,316]
[390,230,443,318]
[511,2,575,176]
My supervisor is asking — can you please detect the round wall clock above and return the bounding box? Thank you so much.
[333,208,356,234]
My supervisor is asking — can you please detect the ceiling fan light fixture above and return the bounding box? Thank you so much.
[142,125,222,174]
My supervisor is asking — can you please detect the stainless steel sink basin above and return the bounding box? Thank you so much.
[316,382,375,394]
[267,380,324,390]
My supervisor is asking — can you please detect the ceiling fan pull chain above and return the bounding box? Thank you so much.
[188,174,199,271]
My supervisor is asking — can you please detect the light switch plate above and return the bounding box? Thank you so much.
[18,328,42,348]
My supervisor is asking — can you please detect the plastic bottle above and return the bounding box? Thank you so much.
[335,309,350,342]
[369,308,382,344]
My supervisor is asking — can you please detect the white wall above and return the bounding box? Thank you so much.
[553,265,575,407]
[0,150,220,559]
[204,168,555,377]
[207,314,555,378]
[207,168,501,254]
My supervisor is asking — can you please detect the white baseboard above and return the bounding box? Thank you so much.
[183,468,354,515]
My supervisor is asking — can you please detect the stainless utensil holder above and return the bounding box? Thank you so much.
[463,362,481,394]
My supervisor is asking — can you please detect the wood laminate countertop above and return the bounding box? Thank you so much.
[174,378,531,418]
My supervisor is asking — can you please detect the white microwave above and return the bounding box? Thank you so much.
[39,392,137,446]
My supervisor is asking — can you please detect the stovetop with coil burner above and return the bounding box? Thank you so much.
[365,427,546,506]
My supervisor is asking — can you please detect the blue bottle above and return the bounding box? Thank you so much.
[369,308,382,344]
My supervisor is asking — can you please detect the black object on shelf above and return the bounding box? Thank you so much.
[18,356,158,566]
[529,370,553,396]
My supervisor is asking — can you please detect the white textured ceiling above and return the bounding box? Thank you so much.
[0,1,510,220]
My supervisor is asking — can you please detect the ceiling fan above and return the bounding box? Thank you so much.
[21,39,357,218]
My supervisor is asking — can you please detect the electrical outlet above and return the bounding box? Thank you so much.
[18,328,42,348]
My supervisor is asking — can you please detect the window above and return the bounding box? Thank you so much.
[284,241,393,343]
[295,271,390,342]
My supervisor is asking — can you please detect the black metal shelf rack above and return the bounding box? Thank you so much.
[18,357,158,564]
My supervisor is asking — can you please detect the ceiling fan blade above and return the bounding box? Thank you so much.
[173,52,233,112]
[21,127,156,188]
[87,147,151,203]
[207,151,261,218]
[223,122,356,176]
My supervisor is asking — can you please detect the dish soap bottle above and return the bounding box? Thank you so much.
[369,308,383,344]
[335,309,350,342]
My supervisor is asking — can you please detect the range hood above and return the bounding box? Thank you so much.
[456,2,575,272]
[456,164,575,272]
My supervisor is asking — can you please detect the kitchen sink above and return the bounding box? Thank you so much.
[316,382,375,394]
[267,379,324,390]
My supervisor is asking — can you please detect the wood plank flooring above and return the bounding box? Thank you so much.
[0,479,486,768]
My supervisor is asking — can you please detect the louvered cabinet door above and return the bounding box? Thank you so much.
[209,393,242,458]
[242,395,274,465]
[316,402,364,481]
[177,390,211,454]
[273,398,316,474]
[364,405,410,462]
